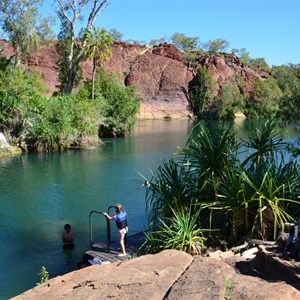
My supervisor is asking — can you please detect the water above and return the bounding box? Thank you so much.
[0,118,299,299]
[0,119,194,299]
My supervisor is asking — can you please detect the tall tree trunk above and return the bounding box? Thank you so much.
[57,0,109,95]
[65,68,76,95]
[13,44,20,68]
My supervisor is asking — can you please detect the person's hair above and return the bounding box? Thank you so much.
[114,203,123,213]
[64,224,71,230]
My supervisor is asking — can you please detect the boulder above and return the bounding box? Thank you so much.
[0,132,9,148]
[0,132,21,157]
[12,248,300,300]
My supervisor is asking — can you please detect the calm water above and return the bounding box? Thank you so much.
[0,119,194,299]
[0,119,299,299]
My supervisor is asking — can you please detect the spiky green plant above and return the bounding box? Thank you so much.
[144,119,300,251]
[141,205,207,255]
[241,118,286,171]
[180,121,238,201]
[211,166,250,243]
[241,170,298,240]
[145,158,196,228]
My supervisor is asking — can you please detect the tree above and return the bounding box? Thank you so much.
[203,38,230,54]
[108,28,123,41]
[149,37,167,46]
[83,27,113,100]
[0,0,54,67]
[272,64,300,121]
[56,0,109,95]
[250,77,282,117]
[170,33,200,68]
[170,33,199,53]
[250,57,269,71]
[188,66,217,116]
[77,69,141,137]
[232,48,251,65]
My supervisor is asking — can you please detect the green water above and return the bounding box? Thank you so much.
[0,118,299,299]
[0,119,194,299]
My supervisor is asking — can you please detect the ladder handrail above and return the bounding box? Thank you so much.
[89,205,116,251]
[107,205,116,245]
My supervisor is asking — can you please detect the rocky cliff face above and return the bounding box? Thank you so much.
[0,41,269,119]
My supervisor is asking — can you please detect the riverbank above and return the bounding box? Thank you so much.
[12,247,300,299]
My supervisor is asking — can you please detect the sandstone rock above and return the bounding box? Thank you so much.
[0,132,9,148]
[0,41,270,120]
[208,249,235,260]
[0,132,22,157]
[12,248,300,300]
[168,253,300,300]
[125,47,194,119]
[12,250,193,300]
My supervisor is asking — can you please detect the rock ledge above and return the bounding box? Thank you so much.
[12,248,300,300]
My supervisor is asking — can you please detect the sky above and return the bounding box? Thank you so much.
[43,0,300,67]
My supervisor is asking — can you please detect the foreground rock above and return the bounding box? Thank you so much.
[0,132,21,158]
[13,248,300,300]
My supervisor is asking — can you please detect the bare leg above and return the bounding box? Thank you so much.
[119,231,126,255]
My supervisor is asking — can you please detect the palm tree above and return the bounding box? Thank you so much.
[83,27,114,100]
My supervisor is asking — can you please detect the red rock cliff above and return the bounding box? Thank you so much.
[0,41,269,119]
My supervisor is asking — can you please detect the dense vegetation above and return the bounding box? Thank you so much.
[0,1,299,259]
[0,1,142,151]
[141,119,300,254]
[0,66,141,151]
[188,63,300,120]
[0,1,299,153]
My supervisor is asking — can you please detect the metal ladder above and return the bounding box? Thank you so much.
[89,205,115,251]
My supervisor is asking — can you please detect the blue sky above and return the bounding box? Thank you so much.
[44,0,300,67]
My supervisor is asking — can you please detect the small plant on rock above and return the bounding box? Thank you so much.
[36,266,49,285]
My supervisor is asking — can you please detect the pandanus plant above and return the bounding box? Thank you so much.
[143,118,300,254]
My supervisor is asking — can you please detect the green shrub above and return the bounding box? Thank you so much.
[188,66,217,116]
[216,85,244,119]
[272,64,300,121]
[144,119,300,251]
[27,95,100,151]
[36,266,49,285]
[77,69,141,136]
[245,77,282,118]
[141,205,207,255]
[0,68,49,140]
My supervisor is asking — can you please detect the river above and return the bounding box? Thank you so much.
[0,119,299,299]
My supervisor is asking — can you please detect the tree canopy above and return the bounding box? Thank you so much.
[83,26,114,100]
[56,0,110,94]
[0,0,54,67]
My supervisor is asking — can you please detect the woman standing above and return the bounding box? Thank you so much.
[102,203,128,256]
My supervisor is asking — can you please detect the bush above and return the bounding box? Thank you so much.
[143,119,300,252]
[77,69,141,137]
[0,68,49,141]
[216,85,244,119]
[188,66,217,116]
[27,95,100,151]
[244,77,282,118]
[272,64,300,121]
